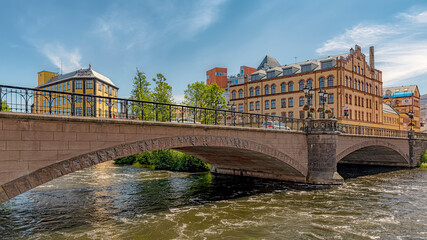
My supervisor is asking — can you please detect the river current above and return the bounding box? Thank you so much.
[0,161,426,239]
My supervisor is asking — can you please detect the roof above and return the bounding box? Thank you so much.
[37,67,118,88]
[382,103,399,115]
[257,55,281,70]
[383,85,417,98]
[250,53,350,80]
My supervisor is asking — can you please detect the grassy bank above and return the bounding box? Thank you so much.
[114,149,210,172]
[420,151,427,168]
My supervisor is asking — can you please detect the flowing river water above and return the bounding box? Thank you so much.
[0,161,426,239]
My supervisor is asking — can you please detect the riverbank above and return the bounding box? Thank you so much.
[114,149,210,172]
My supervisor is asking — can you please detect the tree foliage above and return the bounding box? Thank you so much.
[1,101,11,111]
[183,82,226,109]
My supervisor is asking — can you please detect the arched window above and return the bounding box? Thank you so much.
[349,77,352,88]
[345,76,348,87]
[369,84,372,94]
[249,87,254,97]
[328,76,334,87]
[345,94,348,104]
[319,77,325,88]
[366,83,368,92]
[271,84,276,94]
[232,90,236,99]
[281,83,286,93]
[238,89,243,98]
[349,95,352,105]
[307,79,312,89]
[265,85,269,95]
[255,87,260,96]
[358,65,360,74]
[299,80,305,90]
[354,66,357,72]
[288,82,294,92]
[375,86,378,95]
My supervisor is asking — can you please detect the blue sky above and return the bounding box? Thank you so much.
[1,0,427,102]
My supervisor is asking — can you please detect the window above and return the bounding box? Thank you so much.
[249,88,254,97]
[281,99,286,108]
[349,95,352,105]
[288,82,293,92]
[67,81,70,90]
[265,100,270,109]
[87,107,92,116]
[267,71,276,79]
[215,72,227,76]
[288,112,294,118]
[349,78,352,88]
[307,79,312,89]
[283,68,292,76]
[58,97,61,106]
[345,94,348,104]
[251,74,259,81]
[105,85,108,93]
[328,76,334,87]
[321,60,333,69]
[256,87,260,96]
[232,90,236,99]
[319,77,325,88]
[299,96,305,106]
[281,83,286,93]
[238,104,243,112]
[265,85,269,95]
[86,80,93,89]
[98,82,102,91]
[345,77,348,87]
[238,89,243,98]
[87,96,92,103]
[358,66,360,74]
[328,94,334,103]
[271,100,276,109]
[76,80,82,89]
[256,101,260,110]
[299,80,305,90]
[288,98,293,107]
[271,84,276,94]
[207,75,209,79]
[250,102,254,111]
[76,107,82,116]
[375,87,378,95]
[300,111,305,119]
[76,95,82,103]
[354,66,357,72]
[301,64,311,73]
[281,112,286,118]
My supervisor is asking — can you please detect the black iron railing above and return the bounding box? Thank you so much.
[1,84,426,140]
[0,84,306,131]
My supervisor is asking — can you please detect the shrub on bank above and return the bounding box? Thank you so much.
[114,149,210,172]
[419,151,427,168]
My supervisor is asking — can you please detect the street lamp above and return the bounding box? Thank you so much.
[318,89,328,119]
[408,110,414,131]
[303,85,315,118]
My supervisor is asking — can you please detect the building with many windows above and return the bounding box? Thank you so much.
[383,85,421,131]
[229,45,386,127]
[34,65,119,117]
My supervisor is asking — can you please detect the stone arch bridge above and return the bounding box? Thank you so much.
[0,112,426,204]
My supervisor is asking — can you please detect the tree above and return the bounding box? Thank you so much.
[152,73,173,121]
[1,101,11,112]
[183,82,226,109]
[130,69,153,120]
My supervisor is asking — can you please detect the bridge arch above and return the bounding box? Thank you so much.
[0,135,306,204]
[336,139,409,166]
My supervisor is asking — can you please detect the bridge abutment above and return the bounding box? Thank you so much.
[306,119,344,184]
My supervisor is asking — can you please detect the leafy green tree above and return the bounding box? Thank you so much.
[152,73,173,121]
[130,69,153,120]
[183,82,226,109]
[1,101,11,111]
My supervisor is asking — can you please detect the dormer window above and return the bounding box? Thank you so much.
[283,68,293,76]
[251,74,259,81]
[301,64,311,73]
[321,60,333,69]
[267,71,276,79]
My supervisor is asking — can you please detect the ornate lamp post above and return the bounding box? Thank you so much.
[303,85,315,118]
[318,89,328,119]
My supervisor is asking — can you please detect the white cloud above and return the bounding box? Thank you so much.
[316,10,427,86]
[183,0,227,37]
[38,43,82,73]
[399,10,427,23]
[174,94,186,104]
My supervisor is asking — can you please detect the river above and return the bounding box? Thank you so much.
[0,161,426,239]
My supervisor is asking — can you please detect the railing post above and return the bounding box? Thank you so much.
[70,93,75,116]
[0,86,3,111]
[214,108,217,125]
[25,89,29,113]
[108,98,112,118]
[155,103,158,121]
[125,100,128,119]
[169,105,172,122]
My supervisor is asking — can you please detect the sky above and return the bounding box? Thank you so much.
[1,0,427,102]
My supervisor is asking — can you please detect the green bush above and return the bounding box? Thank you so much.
[420,151,427,168]
[114,149,210,172]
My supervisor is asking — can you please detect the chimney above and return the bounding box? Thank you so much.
[369,46,374,69]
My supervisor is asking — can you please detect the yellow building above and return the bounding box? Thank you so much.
[382,103,402,130]
[34,66,119,117]
[383,85,421,131]
[229,45,385,127]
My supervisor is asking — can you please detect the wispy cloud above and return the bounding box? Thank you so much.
[93,0,227,51]
[38,43,82,73]
[316,10,427,86]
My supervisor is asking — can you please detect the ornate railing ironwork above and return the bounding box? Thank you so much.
[1,84,427,140]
